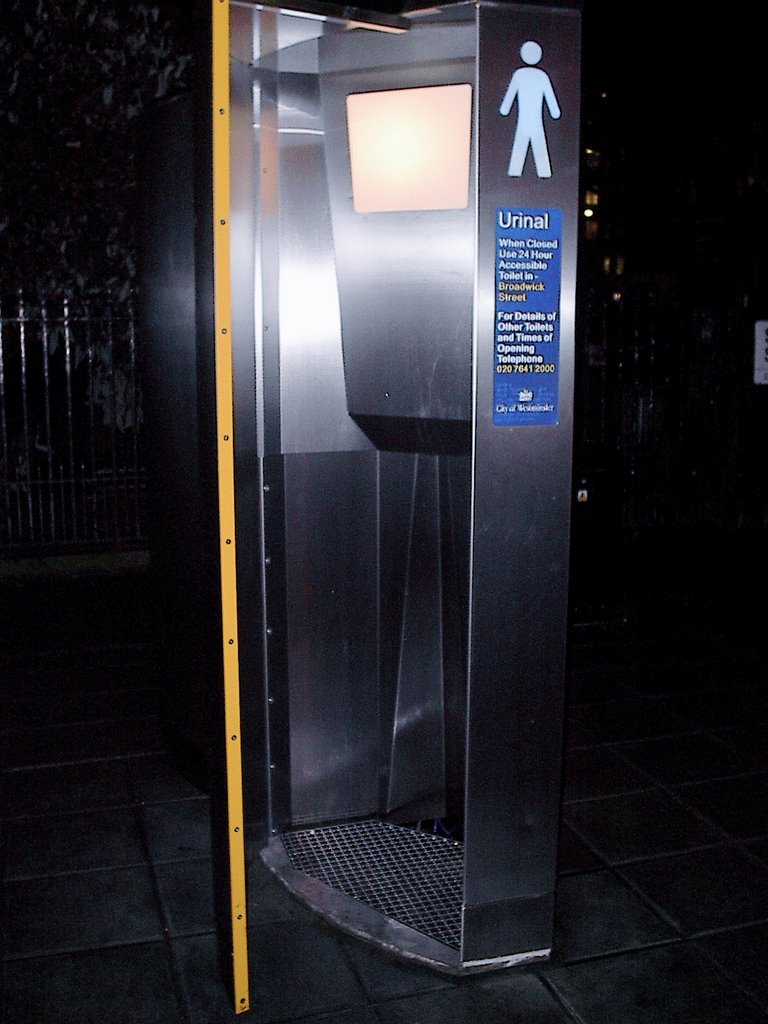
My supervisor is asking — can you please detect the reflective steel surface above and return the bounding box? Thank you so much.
[461,3,580,962]
[320,24,476,452]
[225,0,579,973]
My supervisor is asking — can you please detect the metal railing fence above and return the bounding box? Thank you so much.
[0,292,146,553]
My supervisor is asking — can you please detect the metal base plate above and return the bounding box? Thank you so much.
[261,820,551,974]
[281,820,463,947]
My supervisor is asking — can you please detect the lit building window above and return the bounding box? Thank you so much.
[603,255,625,276]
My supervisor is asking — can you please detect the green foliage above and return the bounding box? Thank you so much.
[0,1,194,298]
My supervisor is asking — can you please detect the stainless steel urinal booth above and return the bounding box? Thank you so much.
[141,0,581,998]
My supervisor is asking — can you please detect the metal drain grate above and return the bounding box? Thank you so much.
[281,820,463,949]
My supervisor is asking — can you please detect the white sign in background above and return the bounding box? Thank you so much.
[754,321,768,385]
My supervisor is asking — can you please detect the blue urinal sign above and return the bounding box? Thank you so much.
[493,207,562,426]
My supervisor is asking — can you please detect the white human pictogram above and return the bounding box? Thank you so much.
[499,40,561,178]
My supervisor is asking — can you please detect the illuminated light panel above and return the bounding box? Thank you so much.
[346,84,472,213]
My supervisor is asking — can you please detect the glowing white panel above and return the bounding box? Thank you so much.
[346,84,472,213]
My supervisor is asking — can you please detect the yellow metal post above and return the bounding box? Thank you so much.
[211,0,250,1012]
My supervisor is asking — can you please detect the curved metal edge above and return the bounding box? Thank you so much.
[261,836,550,975]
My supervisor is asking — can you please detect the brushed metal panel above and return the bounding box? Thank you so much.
[318,25,476,452]
[235,3,578,972]
[251,22,372,455]
[461,895,555,964]
[284,451,380,823]
[276,73,372,455]
[462,3,580,954]
[230,56,270,830]
[380,454,445,819]
[256,50,282,454]
[438,453,471,811]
